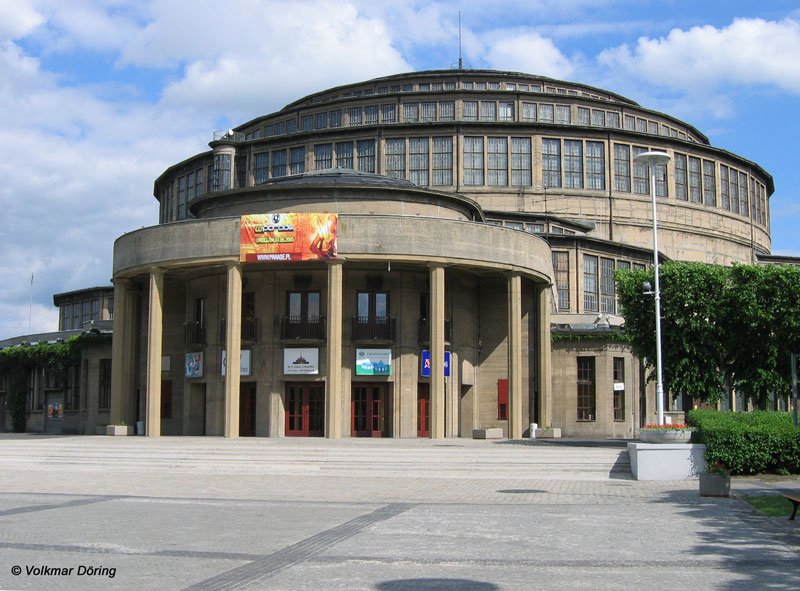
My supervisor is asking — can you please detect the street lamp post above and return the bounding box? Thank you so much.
[633,151,672,426]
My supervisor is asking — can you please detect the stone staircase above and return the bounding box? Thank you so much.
[0,435,631,481]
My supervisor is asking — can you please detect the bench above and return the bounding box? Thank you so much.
[784,494,800,520]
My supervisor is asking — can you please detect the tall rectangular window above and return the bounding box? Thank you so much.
[480,101,497,121]
[98,359,111,410]
[600,257,616,314]
[607,112,621,128]
[177,175,187,219]
[357,140,375,173]
[583,254,598,312]
[235,154,248,189]
[555,105,571,124]
[624,115,635,130]
[329,109,342,128]
[364,105,378,125]
[702,160,716,206]
[591,110,606,127]
[577,357,596,421]
[511,137,532,186]
[542,138,561,188]
[720,165,730,210]
[464,136,484,185]
[254,152,269,184]
[290,147,305,174]
[380,104,396,123]
[438,101,454,121]
[336,141,353,169]
[385,138,406,179]
[487,137,508,186]
[614,144,630,192]
[462,101,478,121]
[522,102,536,122]
[675,153,688,200]
[564,140,583,189]
[271,149,287,178]
[212,153,231,192]
[498,101,514,121]
[403,103,419,122]
[655,160,668,197]
[613,357,625,421]
[553,251,570,312]
[538,104,554,123]
[314,144,332,171]
[586,141,605,190]
[688,156,702,203]
[730,169,740,214]
[315,112,328,129]
[432,136,453,185]
[348,107,362,126]
[632,146,649,195]
[421,102,437,122]
[409,137,429,186]
[577,107,590,125]
[739,172,749,217]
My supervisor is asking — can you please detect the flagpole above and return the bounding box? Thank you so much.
[29,272,33,334]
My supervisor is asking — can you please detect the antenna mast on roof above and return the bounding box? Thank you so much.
[458,11,463,70]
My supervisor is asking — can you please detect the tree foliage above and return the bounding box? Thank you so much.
[0,337,83,432]
[617,262,800,408]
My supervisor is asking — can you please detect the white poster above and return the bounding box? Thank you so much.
[284,348,319,375]
[355,348,392,376]
[221,349,252,376]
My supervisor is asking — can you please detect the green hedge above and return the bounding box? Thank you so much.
[687,409,800,475]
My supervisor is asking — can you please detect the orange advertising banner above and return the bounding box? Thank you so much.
[240,213,338,262]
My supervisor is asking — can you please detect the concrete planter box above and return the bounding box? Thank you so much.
[535,428,561,438]
[106,425,133,436]
[640,429,693,444]
[472,428,503,439]
[628,442,707,480]
[699,473,731,497]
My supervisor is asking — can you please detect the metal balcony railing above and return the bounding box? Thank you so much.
[184,321,206,346]
[417,317,453,344]
[351,316,396,342]
[280,316,326,341]
[217,317,260,343]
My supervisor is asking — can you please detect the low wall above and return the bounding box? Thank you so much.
[628,442,707,480]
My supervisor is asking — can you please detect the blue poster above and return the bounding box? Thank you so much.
[420,350,450,377]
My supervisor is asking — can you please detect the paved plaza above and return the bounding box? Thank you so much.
[0,435,798,590]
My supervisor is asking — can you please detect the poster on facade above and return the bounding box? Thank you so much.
[240,213,337,262]
[420,350,451,377]
[283,348,320,375]
[221,349,252,376]
[355,348,392,376]
[185,352,204,378]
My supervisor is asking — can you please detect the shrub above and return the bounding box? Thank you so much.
[687,409,800,475]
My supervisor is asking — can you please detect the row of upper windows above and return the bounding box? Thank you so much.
[240,99,697,143]
[304,78,616,106]
[160,137,768,229]
[553,251,648,315]
[59,297,113,331]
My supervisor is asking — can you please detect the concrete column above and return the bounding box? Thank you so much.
[145,269,164,437]
[536,283,553,430]
[508,273,523,439]
[224,262,242,438]
[326,261,343,438]
[110,278,130,425]
[430,265,446,439]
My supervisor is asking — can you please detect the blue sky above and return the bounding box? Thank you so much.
[1,0,799,339]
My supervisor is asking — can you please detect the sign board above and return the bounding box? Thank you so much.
[420,350,451,377]
[185,352,204,378]
[613,382,625,391]
[284,348,320,375]
[240,213,337,262]
[355,348,392,376]
[221,349,252,376]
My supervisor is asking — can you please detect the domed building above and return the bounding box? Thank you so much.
[108,69,773,439]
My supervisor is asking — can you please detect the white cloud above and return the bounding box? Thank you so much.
[483,31,575,79]
[0,0,44,40]
[598,18,800,95]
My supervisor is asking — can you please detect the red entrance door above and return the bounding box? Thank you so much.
[417,383,430,437]
[239,383,256,436]
[285,383,324,437]
[351,384,389,437]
